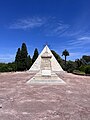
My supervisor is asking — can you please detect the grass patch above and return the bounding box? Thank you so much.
[73,70,85,75]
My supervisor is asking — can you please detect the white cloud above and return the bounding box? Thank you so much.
[68,36,90,47]
[65,30,83,37]
[9,16,70,37]
[78,36,90,40]
[9,17,46,30]
[43,19,70,37]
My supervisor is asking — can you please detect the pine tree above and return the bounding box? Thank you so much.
[32,48,39,64]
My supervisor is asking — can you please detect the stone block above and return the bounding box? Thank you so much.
[41,70,51,76]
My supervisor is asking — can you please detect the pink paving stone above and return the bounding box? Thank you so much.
[0,71,90,120]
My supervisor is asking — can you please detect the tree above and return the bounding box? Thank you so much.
[20,43,28,71]
[82,55,90,63]
[26,55,32,70]
[15,43,30,71]
[51,50,62,64]
[75,59,82,68]
[62,49,69,70]
[0,62,16,72]
[32,48,39,64]
[66,60,76,73]
[15,48,22,71]
[15,48,21,63]
[85,65,90,74]
[51,50,64,68]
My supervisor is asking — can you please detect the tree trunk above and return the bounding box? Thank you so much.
[65,56,66,70]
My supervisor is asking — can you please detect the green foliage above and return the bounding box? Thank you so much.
[7,62,17,71]
[26,55,32,70]
[73,70,85,75]
[85,65,90,74]
[15,48,22,71]
[51,50,64,69]
[79,65,86,72]
[15,43,32,71]
[75,59,82,68]
[51,50,62,64]
[0,63,8,72]
[32,48,39,64]
[75,56,90,71]
[82,55,90,63]
[79,65,90,74]
[74,55,90,75]
[15,48,21,63]
[20,43,28,71]
[21,43,28,59]
[62,49,69,57]
[66,60,76,73]
[62,49,69,70]
[0,62,16,72]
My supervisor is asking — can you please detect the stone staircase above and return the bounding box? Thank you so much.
[27,71,66,85]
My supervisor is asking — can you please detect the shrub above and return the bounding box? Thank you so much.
[66,61,76,73]
[85,66,90,74]
[0,62,17,72]
[79,65,86,72]
[0,64,8,72]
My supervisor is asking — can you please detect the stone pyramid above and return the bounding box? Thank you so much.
[29,45,63,72]
[27,45,65,85]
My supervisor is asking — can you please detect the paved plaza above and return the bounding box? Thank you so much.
[0,72,90,120]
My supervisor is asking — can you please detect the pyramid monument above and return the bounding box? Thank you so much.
[29,45,63,72]
[27,45,65,84]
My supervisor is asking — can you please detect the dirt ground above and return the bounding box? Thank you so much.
[0,71,90,120]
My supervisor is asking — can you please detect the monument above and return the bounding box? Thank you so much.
[27,45,65,84]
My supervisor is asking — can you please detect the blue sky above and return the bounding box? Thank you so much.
[0,0,90,62]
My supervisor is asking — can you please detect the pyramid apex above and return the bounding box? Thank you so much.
[43,44,50,53]
[44,44,49,47]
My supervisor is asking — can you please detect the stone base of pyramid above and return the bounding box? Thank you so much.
[27,71,65,85]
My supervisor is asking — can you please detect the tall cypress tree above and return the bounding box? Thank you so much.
[15,48,21,63]
[15,48,22,71]
[20,43,28,71]
[32,48,39,64]
[15,43,37,71]
[27,55,32,70]
[15,43,30,71]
